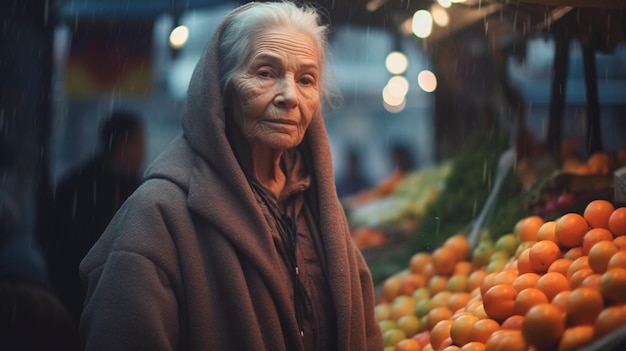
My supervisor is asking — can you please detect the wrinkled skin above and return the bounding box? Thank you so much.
[225,27,321,194]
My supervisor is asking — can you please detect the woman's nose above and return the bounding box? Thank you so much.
[273,78,298,108]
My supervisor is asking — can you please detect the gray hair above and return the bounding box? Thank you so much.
[218,1,337,106]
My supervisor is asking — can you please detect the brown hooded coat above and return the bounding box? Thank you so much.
[79,4,383,351]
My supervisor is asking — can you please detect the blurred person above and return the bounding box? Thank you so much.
[43,110,145,324]
[0,144,79,351]
[79,2,383,350]
[335,148,371,198]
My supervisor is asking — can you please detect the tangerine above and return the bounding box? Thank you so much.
[432,246,458,275]
[555,213,589,248]
[584,199,615,229]
[516,248,533,274]
[588,240,620,274]
[460,341,485,351]
[608,207,626,237]
[469,318,500,344]
[430,319,453,351]
[568,268,594,290]
[513,287,549,316]
[536,220,557,243]
[562,246,583,260]
[566,287,604,326]
[557,325,595,351]
[528,240,562,273]
[426,306,454,330]
[614,235,626,250]
[482,284,517,323]
[567,256,590,278]
[521,303,565,350]
[467,270,488,292]
[608,250,626,270]
[551,290,571,314]
[594,305,626,339]
[512,272,541,292]
[500,314,525,330]
[395,338,423,351]
[444,234,471,261]
[447,292,471,313]
[599,267,626,304]
[450,314,480,347]
[582,228,614,256]
[484,329,528,351]
[535,271,570,302]
[580,273,601,290]
[516,216,544,242]
[548,258,573,276]
[427,275,449,295]
[586,151,612,175]
[409,252,432,275]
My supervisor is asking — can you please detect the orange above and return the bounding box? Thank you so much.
[426,306,454,330]
[460,341,485,351]
[479,272,498,296]
[381,275,404,303]
[584,199,615,229]
[447,292,471,313]
[582,228,614,256]
[432,246,458,275]
[516,248,533,274]
[514,241,534,259]
[391,295,418,320]
[557,325,595,351]
[586,151,612,175]
[614,235,626,250]
[428,275,449,296]
[551,290,571,314]
[521,303,566,350]
[422,261,436,282]
[599,267,626,304]
[536,220,557,243]
[484,329,528,351]
[447,274,469,293]
[528,240,562,273]
[555,213,589,248]
[567,256,590,278]
[469,318,500,344]
[516,215,544,242]
[492,270,518,287]
[588,240,620,274]
[548,258,573,276]
[395,338,423,351]
[431,291,453,309]
[467,270,488,292]
[450,313,480,347]
[482,284,517,323]
[397,314,422,337]
[568,268,594,290]
[513,287,549,316]
[430,319,453,351]
[562,246,582,260]
[594,305,626,339]
[512,272,541,292]
[453,261,473,276]
[536,271,570,302]
[500,314,524,330]
[566,287,604,325]
[608,250,626,270]
[400,274,427,296]
[409,252,432,275]
[444,234,471,261]
[608,207,626,237]
[579,273,601,290]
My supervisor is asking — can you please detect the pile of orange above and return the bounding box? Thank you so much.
[375,199,626,351]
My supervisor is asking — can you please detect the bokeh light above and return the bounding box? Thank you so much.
[412,10,433,39]
[417,70,437,92]
[431,5,450,27]
[385,51,409,75]
[169,25,190,49]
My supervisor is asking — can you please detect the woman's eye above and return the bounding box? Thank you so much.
[257,70,272,78]
[299,76,315,85]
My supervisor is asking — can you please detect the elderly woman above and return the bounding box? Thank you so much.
[79,2,383,351]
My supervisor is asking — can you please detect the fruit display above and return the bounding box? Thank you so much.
[375,198,626,351]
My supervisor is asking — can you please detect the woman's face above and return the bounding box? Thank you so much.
[226,28,321,152]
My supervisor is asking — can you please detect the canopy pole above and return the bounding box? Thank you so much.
[581,36,603,155]
[547,26,571,156]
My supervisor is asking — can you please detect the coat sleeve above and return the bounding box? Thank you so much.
[355,244,384,351]
[80,250,179,351]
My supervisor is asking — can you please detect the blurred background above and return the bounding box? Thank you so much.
[1,0,625,274]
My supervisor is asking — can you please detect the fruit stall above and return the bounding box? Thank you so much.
[340,1,626,347]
